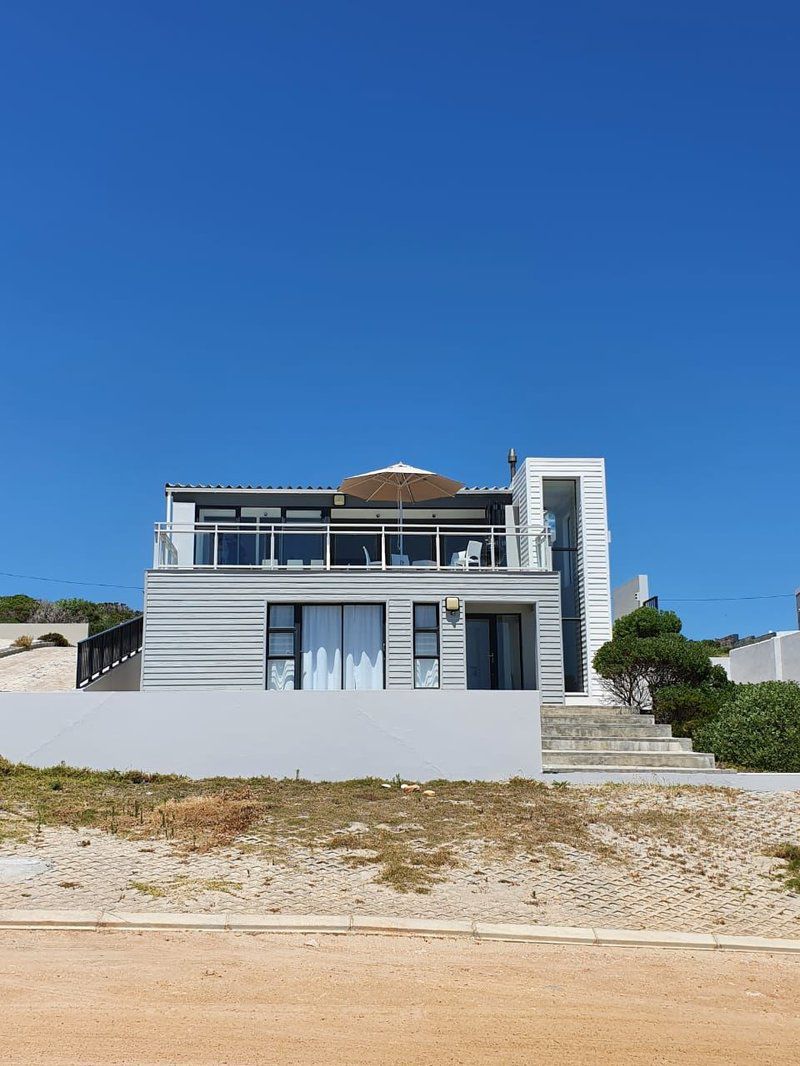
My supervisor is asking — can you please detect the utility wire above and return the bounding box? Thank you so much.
[0,570,144,593]
[660,593,794,603]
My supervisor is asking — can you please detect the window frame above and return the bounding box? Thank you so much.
[413,602,441,689]
[266,603,386,690]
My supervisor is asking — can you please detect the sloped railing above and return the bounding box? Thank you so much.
[76,616,143,689]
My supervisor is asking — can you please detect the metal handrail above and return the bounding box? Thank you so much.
[152,521,552,572]
[76,616,144,688]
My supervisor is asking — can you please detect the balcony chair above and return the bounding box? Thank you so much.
[362,546,383,569]
[390,553,410,567]
[450,540,483,569]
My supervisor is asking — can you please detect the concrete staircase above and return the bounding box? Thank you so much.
[541,704,716,772]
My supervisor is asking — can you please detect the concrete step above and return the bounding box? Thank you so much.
[541,722,671,739]
[541,705,640,717]
[541,750,716,770]
[541,714,657,728]
[541,737,693,753]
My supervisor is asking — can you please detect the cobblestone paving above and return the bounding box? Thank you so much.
[0,647,76,691]
[2,787,800,937]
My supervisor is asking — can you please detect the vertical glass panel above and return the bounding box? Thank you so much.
[268,659,295,690]
[343,605,384,690]
[562,619,585,693]
[542,480,578,549]
[269,605,295,628]
[301,606,342,690]
[414,604,438,630]
[496,615,523,690]
[414,630,438,657]
[269,631,295,657]
[414,658,440,689]
[466,618,492,690]
[387,532,434,565]
[552,551,580,617]
[332,533,380,567]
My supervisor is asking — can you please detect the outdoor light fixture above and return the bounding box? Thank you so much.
[445,597,460,613]
[333,493,345,506]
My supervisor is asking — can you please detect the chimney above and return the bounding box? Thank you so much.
[507,447,518,481]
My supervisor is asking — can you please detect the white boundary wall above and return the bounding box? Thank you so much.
[0,690,542,781]
[0,623,88,644]
[728,633,800,684]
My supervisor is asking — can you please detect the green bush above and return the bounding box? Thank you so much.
[694,681,800,771]
[37,632,70,647]
[0,594,38,623]
[653,676,733,738]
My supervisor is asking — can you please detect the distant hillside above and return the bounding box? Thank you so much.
[0,594,139,636]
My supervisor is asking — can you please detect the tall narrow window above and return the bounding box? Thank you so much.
[543,479,585,693]
[267,605,297,690]
[414,603,440,688]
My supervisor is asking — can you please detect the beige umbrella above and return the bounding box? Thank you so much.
[339,461,464,554]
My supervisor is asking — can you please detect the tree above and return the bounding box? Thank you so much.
[593,606,722,709]
[29,597,139,635]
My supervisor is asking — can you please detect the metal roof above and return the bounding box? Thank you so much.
[165,483,510,495]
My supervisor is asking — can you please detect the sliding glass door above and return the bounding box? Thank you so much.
[268,604,384,690]
[466,614,523,690]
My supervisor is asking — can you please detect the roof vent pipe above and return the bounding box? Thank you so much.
[507,447,518,481]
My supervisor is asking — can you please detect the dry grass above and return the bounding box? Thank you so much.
[0,758,794,895]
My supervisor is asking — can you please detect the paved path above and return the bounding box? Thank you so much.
[0,647,76,691]
[0,929,798,1064]
[3,798,800,937]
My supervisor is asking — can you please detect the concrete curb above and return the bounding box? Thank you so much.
[0,909,799,954]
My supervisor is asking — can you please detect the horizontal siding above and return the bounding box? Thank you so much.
[143,569,564,702]
[387,599,413,688]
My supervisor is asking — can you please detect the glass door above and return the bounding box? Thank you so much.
[466,614,523,690]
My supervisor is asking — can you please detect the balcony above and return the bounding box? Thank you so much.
[153,522,552,572]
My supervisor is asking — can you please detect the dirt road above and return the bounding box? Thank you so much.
[0,930,797,1064]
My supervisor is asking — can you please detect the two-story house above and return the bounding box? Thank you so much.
[141,455,612,706]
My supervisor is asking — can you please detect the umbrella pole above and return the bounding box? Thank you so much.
[398,486,403,555]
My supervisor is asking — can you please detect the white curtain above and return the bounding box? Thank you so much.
[301,607,342,690]
[344,605,384,690]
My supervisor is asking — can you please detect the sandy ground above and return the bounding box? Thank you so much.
[0,646,76,691]
[0,931,797,1065]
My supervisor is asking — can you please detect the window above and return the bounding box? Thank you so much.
[543,479,584,692]
[267,604,384,690]
[267,605,297,690]
[414,603,440,688]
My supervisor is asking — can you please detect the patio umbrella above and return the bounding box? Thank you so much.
[339,462,464,554]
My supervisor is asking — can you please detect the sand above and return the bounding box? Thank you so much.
[0,930,798,1064]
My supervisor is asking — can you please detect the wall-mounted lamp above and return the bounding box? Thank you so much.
[445,596,460,613]
[333,493,345,506]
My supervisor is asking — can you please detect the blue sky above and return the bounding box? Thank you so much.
[1,2,797,638]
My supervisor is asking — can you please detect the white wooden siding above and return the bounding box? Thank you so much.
[142,570,564,702]
[512,458,612,700]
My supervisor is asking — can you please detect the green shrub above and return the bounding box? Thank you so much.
[37,632,70,647]
[694,681,800,771]
[11,634,33,650]
[0,594,38,623]
[653,677,734,738]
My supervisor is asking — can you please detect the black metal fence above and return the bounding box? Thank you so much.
[76,615,144,688]
[643,595,660,610]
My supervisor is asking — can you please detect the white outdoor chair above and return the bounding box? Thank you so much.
[390,553,410,567]
[450,540,483,569]
[362,546,382,569]
[286,559,304,569]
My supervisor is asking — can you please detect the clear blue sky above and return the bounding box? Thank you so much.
[1,2,798,638]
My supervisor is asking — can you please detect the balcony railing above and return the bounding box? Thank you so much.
[153,522,553,572]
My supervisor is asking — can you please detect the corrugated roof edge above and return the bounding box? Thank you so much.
[164,483,510,494]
